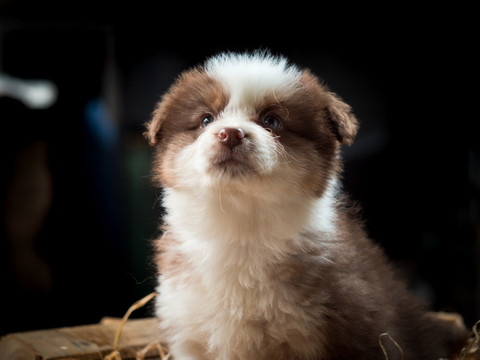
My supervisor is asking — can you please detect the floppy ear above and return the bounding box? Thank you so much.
[299,70,358,146]
[325,92,359,146]
[145,100,167,146]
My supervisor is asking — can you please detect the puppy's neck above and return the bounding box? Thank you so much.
[163,176,339,250]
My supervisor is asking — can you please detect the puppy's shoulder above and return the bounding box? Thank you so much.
[334,193,369,239]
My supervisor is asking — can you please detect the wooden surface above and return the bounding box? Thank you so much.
[0,313,477,359]
[0,317,166,360]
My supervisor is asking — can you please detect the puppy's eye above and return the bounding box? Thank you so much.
[201,115,214,128]
[263,114,281,130]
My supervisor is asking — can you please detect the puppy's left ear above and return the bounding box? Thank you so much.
[325,92,359,146]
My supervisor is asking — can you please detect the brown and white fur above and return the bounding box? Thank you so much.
[145,51,469,360]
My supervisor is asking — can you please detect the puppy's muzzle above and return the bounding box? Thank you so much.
[217,128,245,148]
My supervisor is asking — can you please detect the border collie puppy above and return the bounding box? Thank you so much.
[145,51,469,360]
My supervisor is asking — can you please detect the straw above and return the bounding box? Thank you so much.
[379,332,405,360]
[103,292,170,360]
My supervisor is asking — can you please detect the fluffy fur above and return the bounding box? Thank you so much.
[146,51,469,360]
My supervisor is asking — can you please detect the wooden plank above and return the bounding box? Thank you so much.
[1,312,476,359]
[0,317,166,360]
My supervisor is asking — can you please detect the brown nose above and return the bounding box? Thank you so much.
[217,128,245,148]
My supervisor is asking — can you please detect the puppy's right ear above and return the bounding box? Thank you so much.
[145,101,166,146]
[324,92,359,146]
[300,70,358,146]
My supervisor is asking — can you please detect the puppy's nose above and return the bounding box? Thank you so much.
[217,128,245,148]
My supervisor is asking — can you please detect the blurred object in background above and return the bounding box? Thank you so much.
[0,21,159,336]
[4,139,53,293]
[0,73,57,109]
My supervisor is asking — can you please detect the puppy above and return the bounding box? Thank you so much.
[145,51,470,360]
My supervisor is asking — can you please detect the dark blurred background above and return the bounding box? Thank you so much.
[0,1,478,336]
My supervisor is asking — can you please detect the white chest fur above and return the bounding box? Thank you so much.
[156,181,338,359]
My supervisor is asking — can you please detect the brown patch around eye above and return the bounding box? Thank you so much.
[260,104,289,119]
[148,68,229,187]
[154,68,229,136]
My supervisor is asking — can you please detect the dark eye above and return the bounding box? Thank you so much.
[263,114,281,130]
[201,114,214,128]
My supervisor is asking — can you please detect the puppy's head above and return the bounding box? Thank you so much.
[146,52,358,199]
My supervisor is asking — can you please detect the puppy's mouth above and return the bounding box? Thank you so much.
[209,147,255,177]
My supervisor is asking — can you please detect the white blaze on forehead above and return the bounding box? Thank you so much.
[204,52,302,112]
